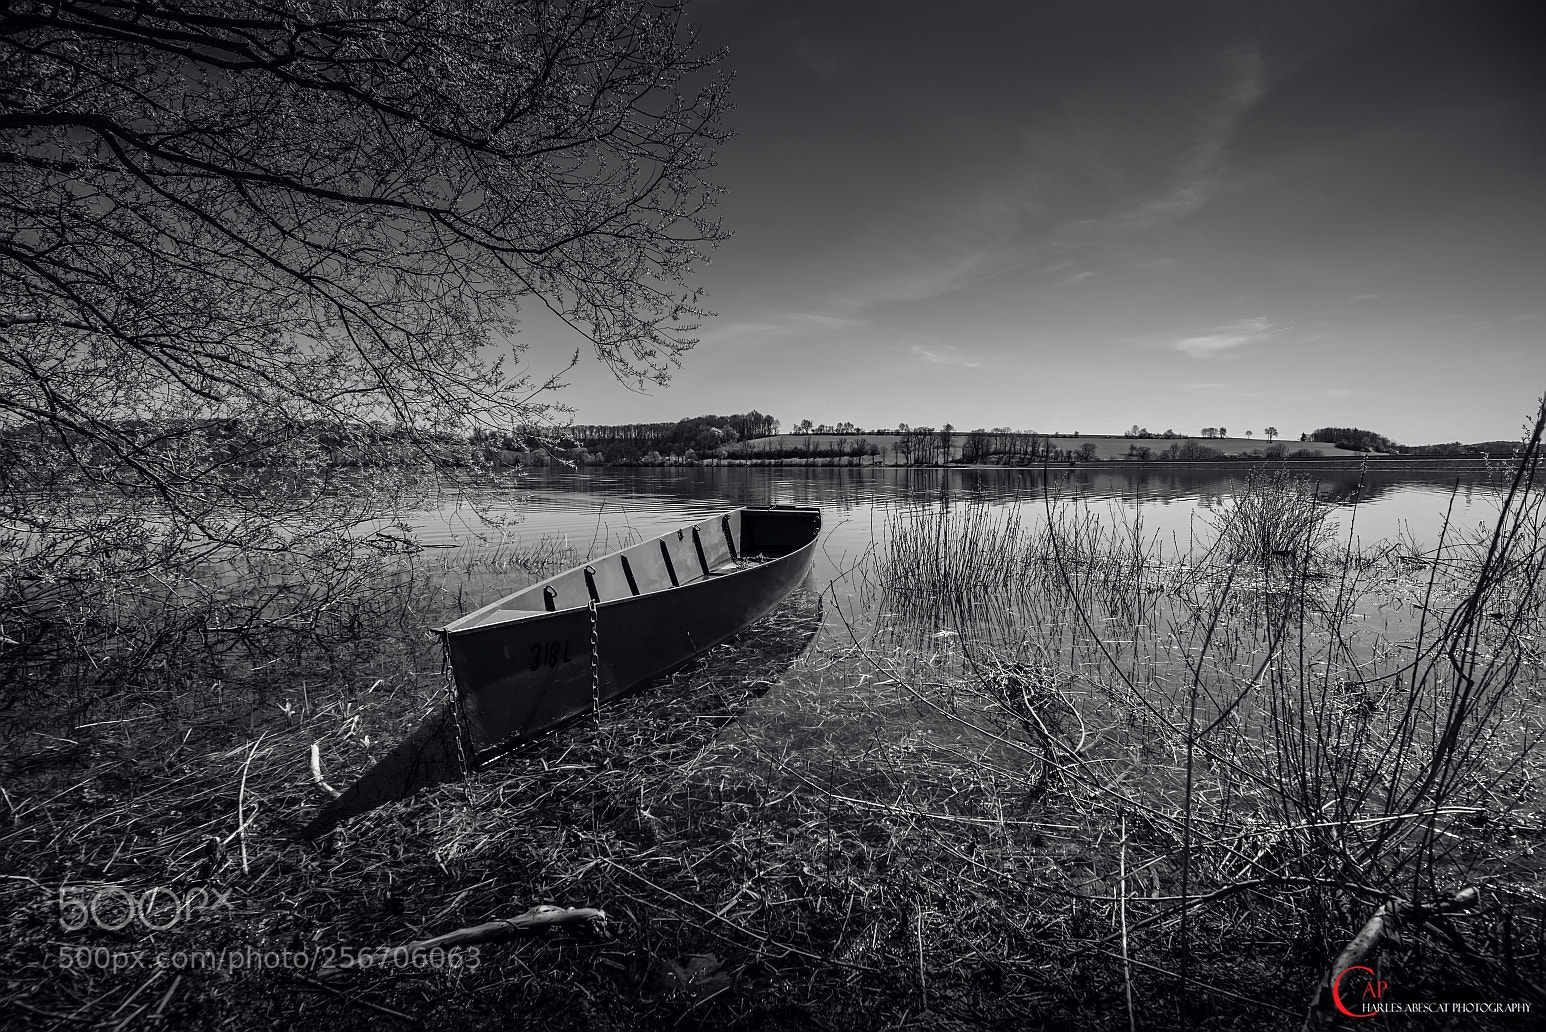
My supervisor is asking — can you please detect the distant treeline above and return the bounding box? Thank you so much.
[1308,427,1401,453]
[958,431,1074,464]
[8,415,1518,473]
[962,433,1316,464]
[734,436,882,462]
[1309,427,1521,459]
[565,411,780,464]
[1397,441,1521,458]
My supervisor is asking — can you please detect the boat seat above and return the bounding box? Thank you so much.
[694,524,734,574]
[619,540,673,595]
[585,560,634,602]
[660,530,700,585]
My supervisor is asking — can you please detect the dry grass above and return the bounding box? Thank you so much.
[5,432,1546,1030]
[864,429,1546,1027]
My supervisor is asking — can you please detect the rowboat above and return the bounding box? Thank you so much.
[444,504,822,766]
[303,505,821,836]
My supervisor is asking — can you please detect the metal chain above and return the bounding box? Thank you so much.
[443,637,474,786]
[588,598,601,723]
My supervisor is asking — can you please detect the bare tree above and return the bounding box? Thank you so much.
[1265,426,1279,443]
[2,0,728,483]
[0,0,729,683]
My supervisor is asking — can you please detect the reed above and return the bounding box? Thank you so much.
[865,416,1546,1022]
[5,423,1546,1029]
[1207,470,1338,567]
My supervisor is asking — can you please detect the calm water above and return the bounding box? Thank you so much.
[409,464,1517,595]
[393,464,1545,907]
[402,462,1529,769]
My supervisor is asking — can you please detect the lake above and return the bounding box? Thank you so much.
[401,460,1539,827]
[410,463,1519,596]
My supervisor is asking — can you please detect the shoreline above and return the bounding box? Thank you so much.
[538,457,1506,472]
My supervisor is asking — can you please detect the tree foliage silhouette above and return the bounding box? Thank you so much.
[0,0,730,685]
[1,0,729,494]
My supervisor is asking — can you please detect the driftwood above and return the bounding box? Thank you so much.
[314,905,609,978]
[1303,887,1480,1029]
[309,742,341,799]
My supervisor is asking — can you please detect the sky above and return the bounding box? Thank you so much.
[530,0,1546,445]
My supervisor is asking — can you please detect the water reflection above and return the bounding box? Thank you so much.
[407,464,1516,603]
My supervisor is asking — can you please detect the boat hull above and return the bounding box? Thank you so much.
[441,505,821,767]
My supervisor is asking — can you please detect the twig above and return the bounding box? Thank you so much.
[310,742,341,798]
[314,905,608,978]
[226,732,266,874]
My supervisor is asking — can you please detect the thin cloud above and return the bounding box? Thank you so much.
[700,310,861,348]
[912,343,981,368]
[1071,43,1265,236]
[1174,316,1277,358]
[812,42,1263,314]
[1059,271,1097,286]
[821,194,1049,310]
[786,311,863,330]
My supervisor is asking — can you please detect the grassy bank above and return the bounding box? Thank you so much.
[4,458,1545,1028]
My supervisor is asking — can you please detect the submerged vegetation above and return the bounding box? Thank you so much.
[4,412,1546,1029]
